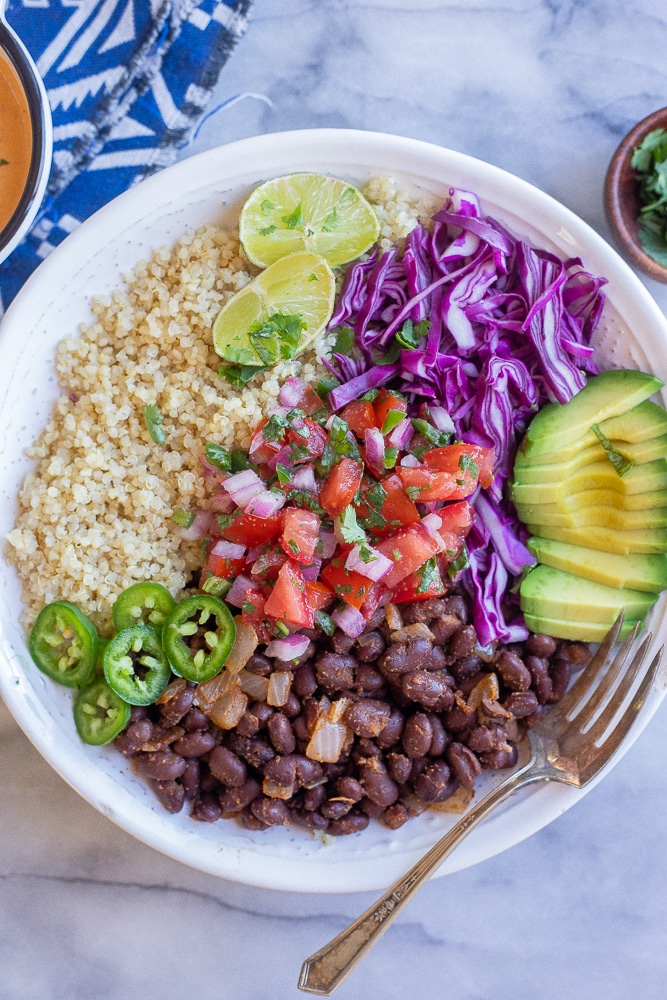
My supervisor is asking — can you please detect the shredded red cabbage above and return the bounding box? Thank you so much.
[323,186,607,644]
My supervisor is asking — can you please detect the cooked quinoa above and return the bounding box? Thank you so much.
[5,177,435,634]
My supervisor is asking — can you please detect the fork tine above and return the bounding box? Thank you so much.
[577,646,663,786]
[545,612,626,726]
[579,630,651,742]
[571,623,643,733]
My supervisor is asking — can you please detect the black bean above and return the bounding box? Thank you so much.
[413,760,454,802]
[400,670,454,711]
[181,758,201,799]
[344,699,392,738]
[430,614,464,645]
[355,631,385,662]
[182,708,210,732]
[152,779,185,814]
[354,662,387,695]
[403,638,437,671]
[378,643,410,680]
[358,757,399,808]
[401,598,448,624]
[209,746,247,787]
[245,653,273,676]
[236,711,261,737]
[293,662,317,698]
[442,704,476,733]
[282,692,301,719]
[327,812,370,836]
[386,752,413,784]
[336,776,364,802]
[504,690,539,718]
[442,595,468,621]
[525,655,553,704]
[549,659,571,702]
[315,652,356,692]
[219,777,262,813]
[251,796,291,826]
[192,793,222,823]
[447,742,482,789]
[426,713,448,756]
[375,708,405,749]
[360,796,384,818]
[495,650,532,692]
[480,745,518,770]
[250,702,274,727]
[227,734,276,768]
[293,755,324,786]
[267,713,296,755]
[557,641,591,667]
[331,630,356,654]
[525,633,558,657]
[264,754,298,787]
[448,624,477,659]
[383,802,410,829]
[292,808,329,831]
[137,751,186,781]
[321,798,354,820]
[303,784,327,811]
[449,654,483,684]
[159,686,195,727]
[116,717,154,754]
[402,712,433,758]
[172,730,217,758]
[465,724,497,754]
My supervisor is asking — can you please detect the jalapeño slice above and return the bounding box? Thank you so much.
[162,594,236,683]
[103,625,171,706]
[28,601,98,689]
[74,678,132,746]
[112,581,176,632]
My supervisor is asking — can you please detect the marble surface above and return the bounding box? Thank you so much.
[3,1,667,998]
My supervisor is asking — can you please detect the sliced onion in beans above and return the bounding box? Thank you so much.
[267,670,292,707]
[225,618,259,674]
[222,469,265,508]
[245,489,286,518]
[306,697,351,763]
[345,543,393,582]
[385,602,403,630]
[155,677,188,704]
[238,669,270,701]
[195,670,234,713]
[390,622,436,643]
[265,634,311,660]
[332,603,366,638]
[208,685,249,729]
[263,778,295,800]
[175,509,215,540]
[466,672,500,711]
[225,574,255,608]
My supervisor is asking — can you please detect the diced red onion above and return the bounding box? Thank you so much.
[208,491,235,514]
[225,573,255,608]
[301,558,323,582]
[345,544,393,582]
[223,469,265,508]
[332,603,367,638]
[290,465,317,492]
[420,513,447,552]
[400,454,422,468]
[245,489,286,518]
[319,529,337,560]
[264,634,311,660]
[429,406,456,434]
[246,543,264,563]
[266,443,295,472]
[388,417,414,451]
[278,376,306,409]
[364,426,385,472]
[174,509,215,541]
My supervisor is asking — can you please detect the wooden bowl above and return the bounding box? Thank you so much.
[604,107,667,283]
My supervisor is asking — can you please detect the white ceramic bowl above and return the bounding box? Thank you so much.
[1,129,666,894]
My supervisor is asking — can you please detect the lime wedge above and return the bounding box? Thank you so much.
[239,172,380,268]
[212,251,335,365]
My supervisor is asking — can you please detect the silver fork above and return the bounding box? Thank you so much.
[298,615,663,996]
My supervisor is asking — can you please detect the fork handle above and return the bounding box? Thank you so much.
[298,757,544,996]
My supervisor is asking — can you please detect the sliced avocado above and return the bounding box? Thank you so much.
[512,458,667,505]
[513,434,667,482]
[520,564,656,624]
[514,504,667,531]
[527,537,667,593]
[601,399,667,443]
[525,522,667,554]
[514,488,667,511]
[520,370,663,460]
[523,611,642,642]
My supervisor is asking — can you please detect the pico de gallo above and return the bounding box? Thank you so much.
[186,376,494,650]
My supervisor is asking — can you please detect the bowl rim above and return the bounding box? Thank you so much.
[604,106,667,283]
[0,15,53,264]
[1,127,667,893]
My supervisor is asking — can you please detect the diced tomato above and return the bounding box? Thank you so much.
[240,587,272,644]
[397,465,478,502]
[340,400,377,438]
[391,560,447,603]
[320,560,372,610]
[298,383,326,416]
[249,544,287,581]
[356,473,421,537]
[202,548,246,580]
[249,418,283,464]
[287,419,328,461]
[424,444,495,489]
[360,580,388,621]
[221,510,284,547]
[304,580,335,612]
[375,525,441,588]
[319,457,364,518]
[436,500,474,560]
[264,559,314,628]
[280,508,321,564]
[373,388,408,433]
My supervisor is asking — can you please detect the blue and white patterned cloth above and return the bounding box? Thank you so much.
[0,0,253,309]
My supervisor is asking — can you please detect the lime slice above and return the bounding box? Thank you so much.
[239,172,380,268]
[212,251,335,365]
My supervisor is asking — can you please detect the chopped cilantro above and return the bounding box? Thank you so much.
[260,199,275,216]
[458,452,479,477]
[205,442,232,472]
[281,202,304,229]
[248,312,305,366]
[411,417,452,447]
[143,404,167,445]
[592,423,635,476]
[258,224,277,236]
[218,362,267,387]
[275,621,290,636]
[416,557,440,593]
[322,207,340,232]
[396,318,430,350]
[230,449,257,473]
[338,505,367,545]
[242,599,257,615]
[631,128,667,267]
[287,538,301,556]
[262,412,289,442]
[171,508,194,529]
[405,484,423,501]
[447,545,470,579]
[275,463,292,486]
[360,388,380,402]
[332,325,355,355]
[315,610,335,637]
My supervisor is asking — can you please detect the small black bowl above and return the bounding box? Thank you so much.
[0,4,52,265]
[604,107,667,284]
